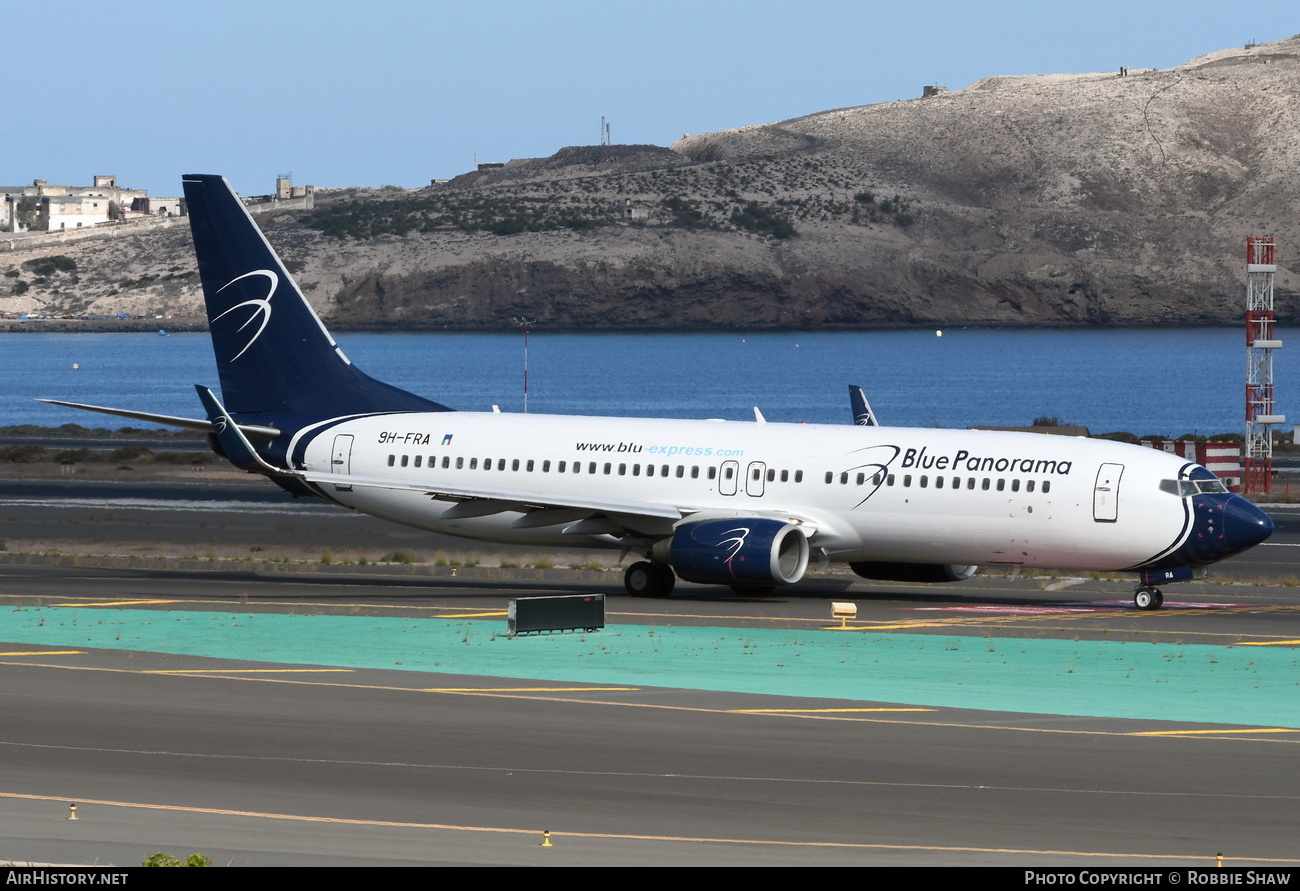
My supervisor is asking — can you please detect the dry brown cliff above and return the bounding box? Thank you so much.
[4,36,1298,330]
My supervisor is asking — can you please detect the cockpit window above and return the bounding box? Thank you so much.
[1161,478,1228,497]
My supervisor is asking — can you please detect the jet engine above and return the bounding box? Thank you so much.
[654,518,810,586]
[849,562,978,583]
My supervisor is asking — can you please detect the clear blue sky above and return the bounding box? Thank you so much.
[7,0,1296,197]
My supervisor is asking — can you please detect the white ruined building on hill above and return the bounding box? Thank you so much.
[1,175,183,233]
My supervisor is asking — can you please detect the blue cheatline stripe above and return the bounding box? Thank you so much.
[3,607,1297,728]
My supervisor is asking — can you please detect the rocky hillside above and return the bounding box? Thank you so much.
[4,36,1299,330]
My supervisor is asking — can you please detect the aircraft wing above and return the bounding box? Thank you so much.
[297,469,684,521]
[297,469,835,544]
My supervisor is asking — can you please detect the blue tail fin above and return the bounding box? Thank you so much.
[181,174,450,419]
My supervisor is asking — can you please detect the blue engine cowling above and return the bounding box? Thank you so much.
[655,518,810,586]
[849,562,977,583]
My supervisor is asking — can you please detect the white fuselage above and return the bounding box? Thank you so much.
[291,412,1201,571]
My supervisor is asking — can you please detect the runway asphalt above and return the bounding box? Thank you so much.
[1,477,1299,866]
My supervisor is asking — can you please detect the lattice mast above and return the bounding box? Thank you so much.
[1244,237,1284,494]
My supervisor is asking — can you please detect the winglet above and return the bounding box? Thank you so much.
[195,385,293,476]
[849,385,878,427]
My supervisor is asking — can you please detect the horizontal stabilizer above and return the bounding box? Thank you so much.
[37,398,280,440]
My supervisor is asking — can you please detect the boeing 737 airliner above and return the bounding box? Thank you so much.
[44,175,1274,609]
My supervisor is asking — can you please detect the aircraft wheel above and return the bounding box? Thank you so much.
[1134,586,1163,611]
[730,585,776,596]
[624,561,675,597]
[650,563,677,596]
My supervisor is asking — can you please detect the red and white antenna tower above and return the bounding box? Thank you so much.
[1244,237,1284,494]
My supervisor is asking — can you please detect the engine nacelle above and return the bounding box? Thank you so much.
[849,562,978,583]
[655,518,810,586]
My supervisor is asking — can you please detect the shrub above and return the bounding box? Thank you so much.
[0,444,48,463]
[141,852,212,867]
[731,202,797,239]
[23,255,77,276]
[108,446,152,462]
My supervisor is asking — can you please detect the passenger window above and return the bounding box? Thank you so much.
[633,464,641,477]
[825,471,834,484]
[967,478,975,489]
[414,456,422,468]
[953,477,960,489]
[387,455,395,467]
[794,470,803,483]
[707,467,716,480]
[603,463,611,474]
[766,469,775,482]
[935,476,944,489]
[873,472,883,486]
[468,458,476,470]
[401,455,409,467]
[724,467,734,480]
[920,475,928,488]
[996,479,1005,491]
[589,462,597,474]
[618,463,626,475]
[512,459,520,471]
[780,470,789,482]
[526,460,535,472]
[662,465,669,477]
[903,474,912,487]
[442,457,450,469]
[1043,480,1051,494]
[691,466,699,479]
[1027,480,1035,493]
[544,460,552,472]
[856,472,865,485]
[753,468,762,481]
[840,472,848,485]
[887,474,895,486]
[677,466,685,478]
[456,457,464,469]
[981,478,990,490]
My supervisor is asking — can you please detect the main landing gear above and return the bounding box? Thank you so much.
[1133,585,1164,611]
[624,561,676,598]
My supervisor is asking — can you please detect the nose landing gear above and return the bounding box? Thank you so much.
[1133,585,1164,610]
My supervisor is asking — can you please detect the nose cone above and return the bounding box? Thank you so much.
[1223,495,1274,556]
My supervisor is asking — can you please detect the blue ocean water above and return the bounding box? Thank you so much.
[1,328,1291,437]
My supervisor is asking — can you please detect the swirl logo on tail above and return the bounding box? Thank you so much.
[212,269,279,361]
